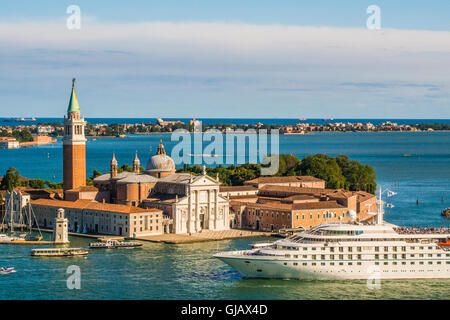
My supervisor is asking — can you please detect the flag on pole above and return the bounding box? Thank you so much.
[387,190,397,197]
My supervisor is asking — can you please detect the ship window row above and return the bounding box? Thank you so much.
[311,230,364,236]
[278,245,446,254]
[374,261,448,265]
[282,253,448,260]
[286,261,450,267]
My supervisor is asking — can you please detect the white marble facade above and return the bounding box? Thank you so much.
[144,170,230,234]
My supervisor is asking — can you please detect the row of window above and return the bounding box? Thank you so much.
[247,209,291,220]
[133,219,159,225]
[284,253,450,259]
[283,261,450,266]
[279,245,443,252]
[134,226,159,232]
[247,210,346,221]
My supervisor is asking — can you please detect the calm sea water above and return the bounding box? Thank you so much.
[1,117,450,126]
[0,131,449,299]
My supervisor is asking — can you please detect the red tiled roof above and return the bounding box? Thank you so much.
[259,185,332,194]
[243,200,345,211]
[31,199,161,214]
[219,185,258,192]
[245,176,324,184]
[65,186,99,192]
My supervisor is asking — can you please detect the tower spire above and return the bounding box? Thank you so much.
[133,150,140,173]
[110,153,118,178]
[67,78,80,114]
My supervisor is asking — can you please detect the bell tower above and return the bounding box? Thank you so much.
[132,151,140,173]
[110,153,118,178]
[63,78,86,192]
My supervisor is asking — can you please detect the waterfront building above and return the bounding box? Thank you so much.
[229,185,376,232]
[63,78,86,193]
[0,137,19,149]
[32,198,163,237]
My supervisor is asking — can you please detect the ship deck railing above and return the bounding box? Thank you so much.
[393,227,450,235]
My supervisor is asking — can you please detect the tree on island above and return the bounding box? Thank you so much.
[0,129,33,143]
[296,154,347,189]
[177,154,377,193]
[0,166,21,191]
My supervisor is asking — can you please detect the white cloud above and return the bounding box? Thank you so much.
[0,20,449,117]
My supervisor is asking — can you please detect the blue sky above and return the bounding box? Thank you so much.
[0,1,449,118]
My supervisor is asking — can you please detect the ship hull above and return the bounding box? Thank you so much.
[215,254,450,280]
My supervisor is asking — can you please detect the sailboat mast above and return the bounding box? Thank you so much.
[28,204,32,230]
[10,192,13,233]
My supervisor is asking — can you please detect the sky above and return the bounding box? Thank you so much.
[0,1,449,118]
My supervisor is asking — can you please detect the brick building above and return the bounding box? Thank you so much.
[230,184,376,232]
[32,198,163,237]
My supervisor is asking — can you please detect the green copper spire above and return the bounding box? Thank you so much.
[67,78,80,113]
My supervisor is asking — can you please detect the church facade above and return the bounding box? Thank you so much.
[142,169,230,234]
[93,141,231,234]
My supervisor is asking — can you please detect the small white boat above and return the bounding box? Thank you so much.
[0,267,16,275]
[89,239,143,249]
[0,234,24,242]
[31,248,88,257]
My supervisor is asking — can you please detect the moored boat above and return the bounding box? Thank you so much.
[0,267,16,275]
[31,248,88,257]
[89,239,143,249]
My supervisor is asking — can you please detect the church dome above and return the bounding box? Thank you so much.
[145,140,175,174]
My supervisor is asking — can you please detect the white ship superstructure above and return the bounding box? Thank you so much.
[214,190,450,280]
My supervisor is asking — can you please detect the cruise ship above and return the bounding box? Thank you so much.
[214,191,450,280]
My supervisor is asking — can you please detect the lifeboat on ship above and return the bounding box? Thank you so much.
[437,240,450,249]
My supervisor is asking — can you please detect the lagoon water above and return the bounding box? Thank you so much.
[0,131,449,299]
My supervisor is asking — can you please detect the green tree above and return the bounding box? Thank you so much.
[276,154,301,176]
[0,166,21,191]
[27,179,45,189]
[11,129,33,142]
[297,154,346,189]
[92,170,102,179]
[45,180,63,189]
